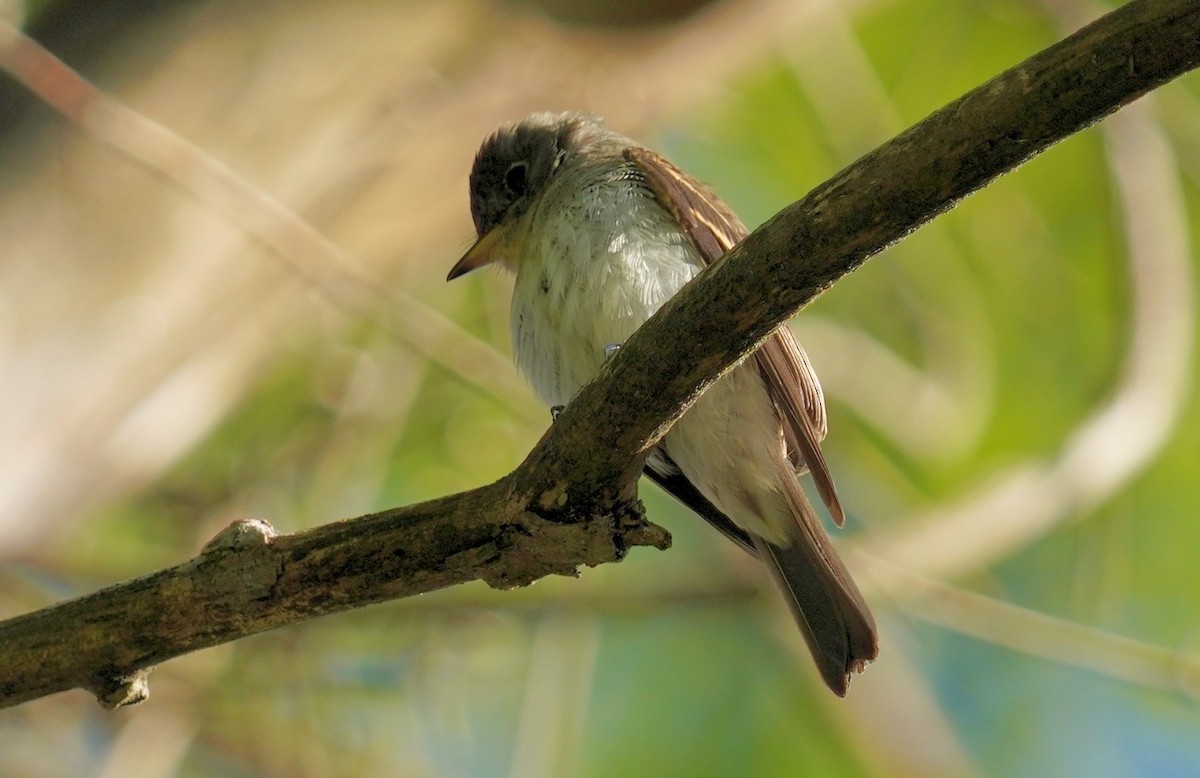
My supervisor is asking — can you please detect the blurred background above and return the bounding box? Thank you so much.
[1,0,1198,775]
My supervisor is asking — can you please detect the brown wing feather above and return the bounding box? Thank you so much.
[628,145,877,691]
[625,146,845,525]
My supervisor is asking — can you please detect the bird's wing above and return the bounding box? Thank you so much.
[625,145,844,526]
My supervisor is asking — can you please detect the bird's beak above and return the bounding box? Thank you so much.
[447,227,502,281]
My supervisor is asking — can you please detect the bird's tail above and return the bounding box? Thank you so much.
[755,466,878,696]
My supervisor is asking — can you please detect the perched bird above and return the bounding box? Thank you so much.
[448,111,877,695]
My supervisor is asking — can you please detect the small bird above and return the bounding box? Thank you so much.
[448,111,877,695]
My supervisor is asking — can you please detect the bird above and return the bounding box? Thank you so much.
[447,111,877,695]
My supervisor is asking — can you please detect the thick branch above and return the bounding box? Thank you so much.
[520,0,1200,502]
[0,0,1197,709]
[0,487,668,708]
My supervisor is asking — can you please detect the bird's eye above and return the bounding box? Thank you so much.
[504,162,528,197]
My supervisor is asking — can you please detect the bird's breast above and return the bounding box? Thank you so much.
[510,175,702,408]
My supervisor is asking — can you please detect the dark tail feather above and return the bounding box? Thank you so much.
[755,536,877,695]
[754,475,878,695]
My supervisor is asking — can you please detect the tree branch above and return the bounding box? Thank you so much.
[528,0,1200,499]
[0,486,669,709]
[1,0,1197,709]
